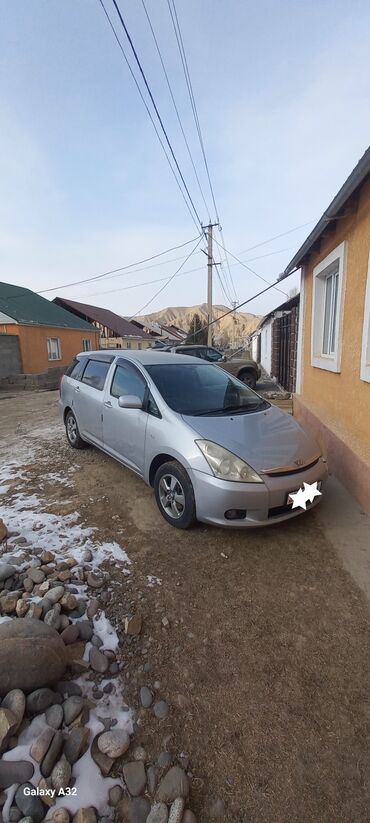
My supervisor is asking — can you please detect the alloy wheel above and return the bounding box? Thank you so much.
[158,473,186,519]
[67,415,78,445]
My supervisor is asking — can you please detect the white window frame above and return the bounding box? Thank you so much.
[311,241,346,373]
[82,338,92,352]
[360,250,370,383]
[47,337,61,361]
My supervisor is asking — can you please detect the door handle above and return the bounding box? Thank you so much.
[75,386,81,393]
[104,401,112,408]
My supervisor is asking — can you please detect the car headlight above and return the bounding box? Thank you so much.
[196,439,263,483]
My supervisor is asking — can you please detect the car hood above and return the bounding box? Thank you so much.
[183,405,320,472]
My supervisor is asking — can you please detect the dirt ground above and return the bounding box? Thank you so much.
[1,390,370,823]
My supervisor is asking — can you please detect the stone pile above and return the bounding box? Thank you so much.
[0,528,198,823]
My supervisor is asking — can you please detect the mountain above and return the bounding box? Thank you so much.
[138,304,261,341]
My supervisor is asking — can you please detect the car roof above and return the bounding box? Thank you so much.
[76,349,208,366]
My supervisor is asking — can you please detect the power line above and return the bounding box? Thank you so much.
[108,0,203,232]
[213,236,289,299]
[140,0,211,219]
[167,0,219,222]
[98,0,200,234]
[238,220,314,255]
[38,235,201,294]
[130,235,204,318]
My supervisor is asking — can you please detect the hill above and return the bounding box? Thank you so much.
[138,303,260,342]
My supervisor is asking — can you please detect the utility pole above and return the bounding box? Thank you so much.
[204,222,218,346]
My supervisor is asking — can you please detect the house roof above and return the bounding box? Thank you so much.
[54,297,154,340]
[0,282,96,331]
[282,145,370,278]
[252,293,300,332]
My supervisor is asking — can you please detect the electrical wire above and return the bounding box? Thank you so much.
[38,234,201,294]
[140,0,211,219]
[213,236,289,299]
[108,0,203,232]
[129,235,203,318]
[98,0,201,234]
[238,220,314,255]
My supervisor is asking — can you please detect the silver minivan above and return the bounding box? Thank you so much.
[60,350,328,529]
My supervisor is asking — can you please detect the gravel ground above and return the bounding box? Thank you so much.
[1,390,370,823]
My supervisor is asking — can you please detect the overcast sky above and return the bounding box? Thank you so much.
[1,0,370,319]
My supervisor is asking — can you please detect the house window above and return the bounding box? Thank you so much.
[47,337,61,361]
[138,342,142,350]
[360,250,370,383]
[126,341,131,349]
[82,338,92,352]
[311,242,346,373]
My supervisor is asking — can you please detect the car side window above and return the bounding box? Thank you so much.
[110,362,146,402]
[206,348,222,361]
[197,348,208,359]
[65,357,87,381]
[81,359,110,391]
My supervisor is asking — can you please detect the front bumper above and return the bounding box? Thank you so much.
[190,458,328,527]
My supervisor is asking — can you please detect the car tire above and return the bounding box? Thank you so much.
[239,370,256,389]
[65,410,88,450]
[154,461,197,529]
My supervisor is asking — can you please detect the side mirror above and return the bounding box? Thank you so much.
[222,355,227,362]
[118,395,143,410]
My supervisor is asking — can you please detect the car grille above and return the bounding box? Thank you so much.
[268,498,315,518]
[262,457,320,477]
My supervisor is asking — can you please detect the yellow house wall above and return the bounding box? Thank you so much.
[100,337,152,350]
[301,175,370,468]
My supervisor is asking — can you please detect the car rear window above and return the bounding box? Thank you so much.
[81,359,110,391]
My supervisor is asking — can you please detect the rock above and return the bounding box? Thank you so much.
[44,606,61,631]
[64,725,89,764]
[25,603,42,620]
[182,812,197,823]
[91,733,114,776]
[28,568,45,584]
[59,615,70,631]
[15,601,29,618]
[60,593,78,612]
[209,798,225,819]
[14,783,45,823]
[72,810,96,823]
[30,728,55,763]
[18,817,34,823]
[0,708,18,752]
[23,579,33,593]
[122,761,146,797]
[153,701,169,721]
[38,597,52,616]
[51,755,71,792]
[124,615,142,636]
[156,767,189,803]
[64,641,86,664]
[26,688,57,715]
[55,681,82,698]
[0,521,8,543]
[161,617,170,629]
[77,621,93,642]
[82,550,93,562]
[40,730,64,778]
[38,777,56,807]
[61,625,79,646]
[63,696,84,726]
[157,752,173,770]
[58,570,71,582]
[133,746,146,762]
[0,619,67,696]
[108,785,123,807]
[117,797,150,823]
[47,587,65,605]
[1,689,25,733]
[0,592,21,613]
[51,810,70,823]
[86,599,99,619]
[46,704,64,729]
[168,799,185,823]
[40,551,55,564]
[97,729,130,759]
[8,806,22,822]
[139,686,153,709]
[91,635,103,648]
[147,766,158,797]
[146,803,168,823]
[89,648,108,674]
[0,565,16,582]
[86,572,104,589]
[0,761,34,790]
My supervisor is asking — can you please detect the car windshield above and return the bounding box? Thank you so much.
[146,363,267,416]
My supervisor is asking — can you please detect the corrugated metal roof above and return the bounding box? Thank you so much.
[0,282,96,330]
[54,297,154,340]
[282,145,370,279]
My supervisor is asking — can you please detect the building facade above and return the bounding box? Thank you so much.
[282,147,370,513]
[54,298,155,350]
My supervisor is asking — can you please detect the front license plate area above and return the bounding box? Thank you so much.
[286,480,322,507]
